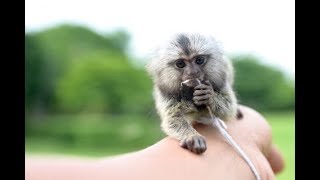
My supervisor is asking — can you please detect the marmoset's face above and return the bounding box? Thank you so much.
[148,34,226,93]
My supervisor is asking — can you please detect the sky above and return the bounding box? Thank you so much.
[25,0,295,77]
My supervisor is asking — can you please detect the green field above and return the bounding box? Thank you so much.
[262,112,295,180]
[26,111,294,180]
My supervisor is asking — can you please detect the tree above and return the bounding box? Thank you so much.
[25,24,134,114]
[55,51,153,114]
[232,55,294,111]
[25,34,54,114]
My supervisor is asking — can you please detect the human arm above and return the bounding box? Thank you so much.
[25,105,284,180]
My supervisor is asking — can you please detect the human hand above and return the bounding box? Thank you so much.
[25,105,284,180]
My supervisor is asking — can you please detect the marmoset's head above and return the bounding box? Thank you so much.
[146,33,230,95]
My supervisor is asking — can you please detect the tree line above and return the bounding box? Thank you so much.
[25,24,294,116]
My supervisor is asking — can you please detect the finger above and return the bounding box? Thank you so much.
[195,84,209,90]
[194,100,208,105]
[193,94,211,101]
[193,138,201,154]
[198,138,207,153]
[186,138,194,151]
[193,90,212,96]
[267,144,285,174]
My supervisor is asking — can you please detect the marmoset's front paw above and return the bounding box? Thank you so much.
[193,80,214,106]
[180,135,207,154]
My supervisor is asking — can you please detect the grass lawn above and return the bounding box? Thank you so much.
[26,114,166,157]
[262,111,295,180]
[26,111,294,179]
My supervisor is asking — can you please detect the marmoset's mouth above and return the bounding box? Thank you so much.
[181,78,201,88]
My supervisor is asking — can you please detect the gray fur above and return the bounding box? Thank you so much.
[146,33,238,153]
[176,34,191,56]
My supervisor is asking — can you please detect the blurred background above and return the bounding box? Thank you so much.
[25,0,294,179]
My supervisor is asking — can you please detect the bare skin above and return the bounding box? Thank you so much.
[25,105,284,180]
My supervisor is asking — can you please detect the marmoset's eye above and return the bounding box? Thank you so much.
[175,59,186,68]
[195,56,206,65]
